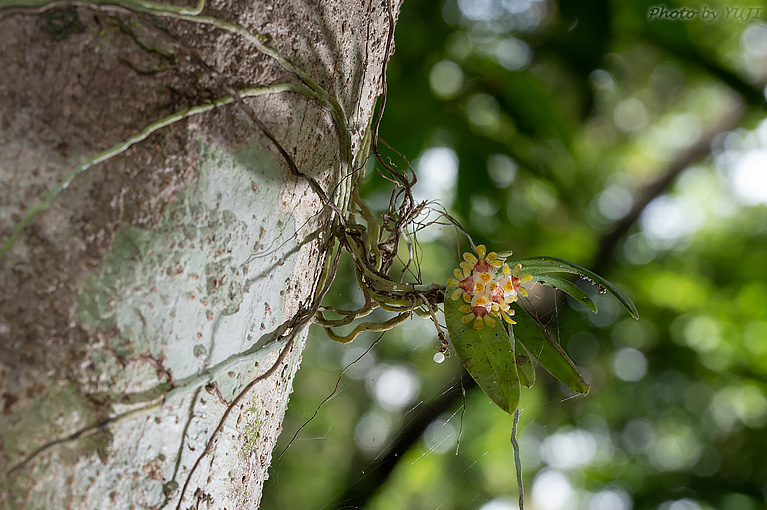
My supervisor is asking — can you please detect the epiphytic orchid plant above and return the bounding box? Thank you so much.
[445,244,639,415]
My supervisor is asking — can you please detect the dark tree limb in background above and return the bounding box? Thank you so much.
[330,372,475,510]
[643,30,767,109]
[592,103,746,272]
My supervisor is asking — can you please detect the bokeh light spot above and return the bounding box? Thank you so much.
[598,184,633,220]
[413,146,459,205]
[457,0,497,20]
[430,60,464,98]
[487,154,518,188]
[540,428,597,469]
[423,418,457,454]
[741,22,767,58]
[640,195,701,247]
[659,499,702,510]
[467,93,500,127]
[532,470,574,510]
[496,37,531,70]
[622,419,656,453]
[341,344,376,380]
[683,315,721,353]
[367,363,420,411]
[614,98,647,132]
[731,149,767,205]
[712,384,767,430]
[354,411,390,453]
[649,431,701,472]
[666,113,702,148]
[588,488,632,510]
[611,348,647,382]
[478,498,519,510]
[590,69,614,91]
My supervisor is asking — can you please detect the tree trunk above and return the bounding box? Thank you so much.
[0,0,397,508]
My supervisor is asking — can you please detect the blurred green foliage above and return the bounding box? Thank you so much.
[262,0,767,509]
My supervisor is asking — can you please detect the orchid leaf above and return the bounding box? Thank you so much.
[515,339,536,389]
[513,256,639,320]
[531,274,598,314]
[444,291,521,415]
[511,303,590,395]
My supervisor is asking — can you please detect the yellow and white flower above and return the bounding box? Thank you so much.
[447,245,530,330]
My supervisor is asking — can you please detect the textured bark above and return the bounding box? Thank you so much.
[0,0,397,508]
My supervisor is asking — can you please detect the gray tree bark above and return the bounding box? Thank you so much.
[0,0,397,508]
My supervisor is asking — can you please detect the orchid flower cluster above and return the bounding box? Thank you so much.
[446,245,532,330]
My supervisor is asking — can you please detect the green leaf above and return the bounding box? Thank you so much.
[530,274,598,314]
[515,339,536,389]
[444,292,521,415]
[513,256,639,320]
[511,303,590,395]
